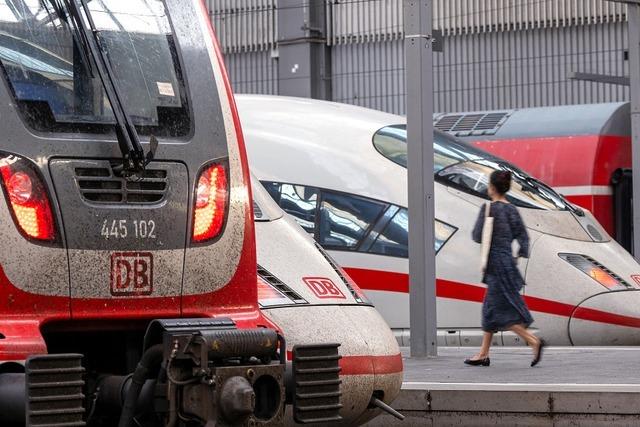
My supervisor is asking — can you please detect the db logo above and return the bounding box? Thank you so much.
[110,252,153,296]
[632,275,640,286]
[303,277,346,299]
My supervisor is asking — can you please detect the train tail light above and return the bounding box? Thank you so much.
[257,276,292,307]
[0,154,57,242]
[192,162,228,243]
[559,253,631,291]
[257,266,308,307]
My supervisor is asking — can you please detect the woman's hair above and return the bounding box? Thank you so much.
[490,170,512,195]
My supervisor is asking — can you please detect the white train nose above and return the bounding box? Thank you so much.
[262,305,403,426]
[569,290,640,345]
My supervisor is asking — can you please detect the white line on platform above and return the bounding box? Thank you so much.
[402,382,640,392]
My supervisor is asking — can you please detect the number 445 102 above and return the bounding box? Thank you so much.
[101,219,157,239]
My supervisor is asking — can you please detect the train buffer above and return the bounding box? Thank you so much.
[368,346,640,426]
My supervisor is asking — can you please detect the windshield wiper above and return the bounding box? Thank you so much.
[524,175,585,216]
[52,0,156,176]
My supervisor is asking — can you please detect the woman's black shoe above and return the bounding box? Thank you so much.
[464,357,490,366]
[531,339,546,367]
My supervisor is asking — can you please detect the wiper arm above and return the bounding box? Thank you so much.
[49,0,94,77]
[525,175,585,216]
[58,0,154,176]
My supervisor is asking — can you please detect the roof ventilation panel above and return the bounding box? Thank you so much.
[434,111,512,136]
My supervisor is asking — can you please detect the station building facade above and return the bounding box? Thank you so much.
[209,0,630,115]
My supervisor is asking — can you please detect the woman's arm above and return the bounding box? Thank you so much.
[508,206,530,258]
[471,205,485,243]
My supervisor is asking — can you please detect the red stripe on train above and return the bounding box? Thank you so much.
[344,267,640,329]
[287,351,403,376]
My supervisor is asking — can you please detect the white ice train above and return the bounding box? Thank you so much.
[238,95,640,347]
[252,178,403,425]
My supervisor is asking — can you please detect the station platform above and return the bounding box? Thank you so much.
[367,347,640,426]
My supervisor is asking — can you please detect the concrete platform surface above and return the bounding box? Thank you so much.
[401,346,640,387]
[366,347,640,426]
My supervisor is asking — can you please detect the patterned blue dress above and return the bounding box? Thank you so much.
[472,202,534,332]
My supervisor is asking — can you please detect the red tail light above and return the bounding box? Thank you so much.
[0,155,57,242]
[257,276,292,307]
[192,162,228,243]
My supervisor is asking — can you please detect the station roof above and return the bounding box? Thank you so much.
[434,102,630,140]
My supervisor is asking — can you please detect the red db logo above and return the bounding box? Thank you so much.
[303,277,346,299]
[110,252,153,296]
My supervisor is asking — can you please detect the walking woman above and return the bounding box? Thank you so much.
[465,170,545,367]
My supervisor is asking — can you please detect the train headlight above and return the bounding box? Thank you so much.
[559,253,631,291]
[257,265,308,307]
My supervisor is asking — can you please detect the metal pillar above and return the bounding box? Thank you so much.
[628,3,640,258]
[277,0,331,99]
[404,0,437,357]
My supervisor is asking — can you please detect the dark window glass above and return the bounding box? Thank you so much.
[263,182,317,233]
[437,159,568,210]
[0,1,190,136]
[368,208,457,258]
[318,192,385,249]
[372,125,572,211]
[369,208,408,257]
[435,219,457,253]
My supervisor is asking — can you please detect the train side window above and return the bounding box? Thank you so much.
[262,181,318,234]
[435,219,457,253]
[369,208,408,257]
[369,208,458,258]
[318,192,386,249]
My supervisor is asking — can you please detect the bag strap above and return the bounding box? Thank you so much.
[485,202,491,218]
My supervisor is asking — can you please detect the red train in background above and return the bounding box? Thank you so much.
[438,102,634,252]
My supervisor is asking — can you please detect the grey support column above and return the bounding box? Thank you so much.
[629,3,640,258]
[277,0,331,99]
[404,0,437,357]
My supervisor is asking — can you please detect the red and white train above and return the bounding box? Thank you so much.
[437,102,632,251]
[252,178,402,425]
[238,95,640,347]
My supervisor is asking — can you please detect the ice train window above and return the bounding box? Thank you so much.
[0,0,190,136]
[437,159,567,210]
[319,192,386,249]
[372,125,571,211]
[435,220,457,253]
[262,182,317,233]
[368,208,457,258]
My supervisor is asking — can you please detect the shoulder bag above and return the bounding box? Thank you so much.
[480,202,494,273]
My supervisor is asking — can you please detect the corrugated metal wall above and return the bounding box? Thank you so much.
[209,0,631,114]
[434,21,629,113]
[208,0,278,94]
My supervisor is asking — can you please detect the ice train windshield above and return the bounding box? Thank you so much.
[373,125,571,211]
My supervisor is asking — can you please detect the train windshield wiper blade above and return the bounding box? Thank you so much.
[526,175,584,215]
[56,0,153,176]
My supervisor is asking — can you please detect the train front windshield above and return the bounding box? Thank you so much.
[0,0,189,137]
[373,125,572,211]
